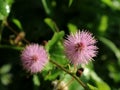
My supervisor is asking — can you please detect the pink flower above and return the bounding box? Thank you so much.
[64,30,98,65]
[21,44,48,73]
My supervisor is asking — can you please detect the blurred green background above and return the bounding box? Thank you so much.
[0,0,120,90]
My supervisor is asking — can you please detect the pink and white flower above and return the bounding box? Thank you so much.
[64,30,98,65]
[21,44,48,73]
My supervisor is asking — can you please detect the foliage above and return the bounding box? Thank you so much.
[0,0,120,90]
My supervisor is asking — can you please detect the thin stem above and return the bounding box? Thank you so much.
[0,20,5,42]
[50,60,89,90]
[0,45,23,50]
[3,21,30,44]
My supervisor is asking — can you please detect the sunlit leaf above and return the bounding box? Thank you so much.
[43,62,53,71]
[99,36,120,64]
[90,71,111,90]
[12,19,23,30]
[1,74,12,85]
[67,23,78,33]
[68,0,73,7]
[96,81,111,90]
[98,15,108,34]
[41,0,51,15]
[108,64,120,82]
[5,0,14,5]
[0,0,11,20]
[101,0,120,10]
[44,69,62,80]
[87,83,98,90]
[45,31,64,52]
[0,64,11,74]
[46,31,68,65]
[83,66,111,90]
[50,42,68,64]
[109,72,120,83]
[33,75,40,86]
[101,0,113,7]
[69,78,84,90]
[44,18,58,32]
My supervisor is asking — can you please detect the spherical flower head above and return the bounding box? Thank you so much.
[64,30,98,65]
[21,43,48,74]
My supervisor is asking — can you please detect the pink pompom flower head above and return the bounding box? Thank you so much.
[21,43,48,74]
[64,30,98,66]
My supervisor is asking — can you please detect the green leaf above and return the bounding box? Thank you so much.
[0,64,11,74]
[50,42,68,65]
[44,69,62,80]
[5,0,14,5]
[84,67,111,90]
[101,0,113,7]
[69,78,84,90]
[67,23,78,33]
[12,19,23,30]
[87,83,98,90]
[101,0,120,10]
[0,13,5,20]
[44,18,58,32]
[107,63,120,82]
[45,31,64,52]
[90,71,111,90]
[0,64,12,85]
[41,0,51,15]
[45,31,68,65]
[99,36,120,64]
[98,15,108,34]
[0,0,11,20]
[96,81,111,90]
[43,62,53,71]
[1,74,12,85]
[33,75,40,86]
[68,0,73,7]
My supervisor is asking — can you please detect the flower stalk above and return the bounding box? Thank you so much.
[50,59,90,90]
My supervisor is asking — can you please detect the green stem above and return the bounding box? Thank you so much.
[50,60,89,90]
[0,19,6,43]
[0,45,23,50]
